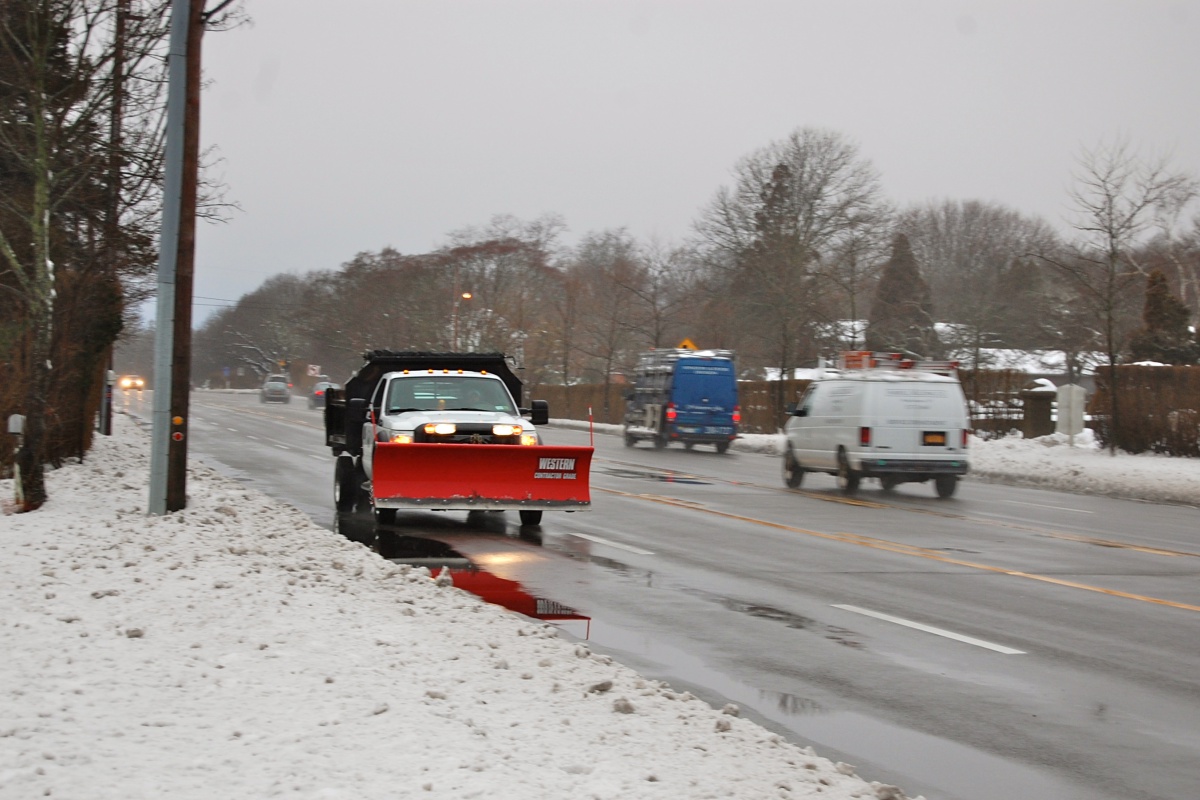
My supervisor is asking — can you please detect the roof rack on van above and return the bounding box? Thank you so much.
[636,348,735,373]
[837,351,959,376]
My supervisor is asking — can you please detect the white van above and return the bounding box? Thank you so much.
[782,353,970,498]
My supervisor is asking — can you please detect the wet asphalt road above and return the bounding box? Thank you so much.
[134,390,1200,800]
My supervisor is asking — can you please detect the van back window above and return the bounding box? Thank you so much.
[673,359,737,406]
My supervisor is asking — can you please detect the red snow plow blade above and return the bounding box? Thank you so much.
[372,443,593,511]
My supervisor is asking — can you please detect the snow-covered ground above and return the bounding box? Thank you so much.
[2,415,1197,800]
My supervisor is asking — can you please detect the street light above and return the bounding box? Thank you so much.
[452,291,472,350]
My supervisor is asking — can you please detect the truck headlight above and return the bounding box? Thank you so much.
[520,433,538,446]
[424,423,456,435]
[492,424,521,437]
[390,433,413,444]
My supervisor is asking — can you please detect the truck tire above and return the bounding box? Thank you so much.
[836,450,860,495]
[624,427,636,447]
[782,448,804,488]
[375,507,397,525]
[334,456,361,512]
[715,441,729,454]
[333,510,375,546]
[519,510,543,526]
[880,476,899,492]
[934,474,958,499]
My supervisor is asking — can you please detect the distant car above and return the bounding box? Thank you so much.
[309,380,340,409]
[260,376,291,404]
[118,375,145,391]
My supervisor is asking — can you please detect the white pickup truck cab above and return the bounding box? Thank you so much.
[782,353,970,498]
[361,370,540,481]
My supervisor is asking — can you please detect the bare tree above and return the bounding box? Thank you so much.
[897,199,1061,367]
[1043,138,1198,451]
[693,127,887,382]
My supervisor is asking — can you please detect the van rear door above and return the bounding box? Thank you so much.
[670,358,738,433]
[869,382,966,457]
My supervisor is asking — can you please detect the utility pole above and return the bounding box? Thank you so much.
[99,0,129,438]
[166,0,206,510]
[149,0,198,515]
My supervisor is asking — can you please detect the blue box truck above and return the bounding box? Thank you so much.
[623,349,740,452]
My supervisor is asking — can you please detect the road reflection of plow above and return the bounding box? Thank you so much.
[376,532,590,637]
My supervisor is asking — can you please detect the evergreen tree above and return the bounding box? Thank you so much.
[865,233,940,357]
[1129,269,1198,364]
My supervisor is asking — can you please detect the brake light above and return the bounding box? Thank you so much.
[665,403,677,421]
[316,390,324,396]
[962,430,969,448]
[860,426,871,446]
[732,405,741,424]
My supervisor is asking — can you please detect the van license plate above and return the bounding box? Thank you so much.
[922,431,946,446]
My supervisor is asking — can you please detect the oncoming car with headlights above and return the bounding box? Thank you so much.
[118,375,145,391]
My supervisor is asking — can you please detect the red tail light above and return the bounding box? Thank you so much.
[732,405,741,424]
[316,390,325,396]
[962,430,969,448]
[859,426,871,446]
[665,402,677,421]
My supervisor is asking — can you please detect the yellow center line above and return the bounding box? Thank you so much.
[597,486,1200,614]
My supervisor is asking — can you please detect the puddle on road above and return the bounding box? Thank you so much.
[376,533,589,635]
[600,466,711,485]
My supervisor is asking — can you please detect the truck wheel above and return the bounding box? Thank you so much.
[880,476,899,492]
[653,434,666,449]
[519,510,543,526]
[624,428,636,447]
[782,449,804,488]
[334,510,375,546]
[836,450,860,495]
[375,507,397,525]
[934,474,958,499]
[334,456,361,512]
[715,441,729,454]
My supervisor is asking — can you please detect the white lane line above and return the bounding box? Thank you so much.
[832,604,1025,655]
[568,532,655,556]
[1007,500,1094,514]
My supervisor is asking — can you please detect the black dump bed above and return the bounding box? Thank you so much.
[324,351,523,456]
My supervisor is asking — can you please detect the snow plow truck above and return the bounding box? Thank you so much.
[324,351,593,543]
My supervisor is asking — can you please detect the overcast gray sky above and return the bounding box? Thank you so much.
[188,0,1199,324]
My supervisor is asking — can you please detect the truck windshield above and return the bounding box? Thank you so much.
[387,377,517,414]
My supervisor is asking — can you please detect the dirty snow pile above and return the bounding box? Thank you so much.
[0,415,913,800]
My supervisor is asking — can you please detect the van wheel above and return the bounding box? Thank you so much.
[880,476,899,492]
[836,451,860,495]
[782,449,804,488]
[935,475,958,499]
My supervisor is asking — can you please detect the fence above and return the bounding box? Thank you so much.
[1090,366,1200,457]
